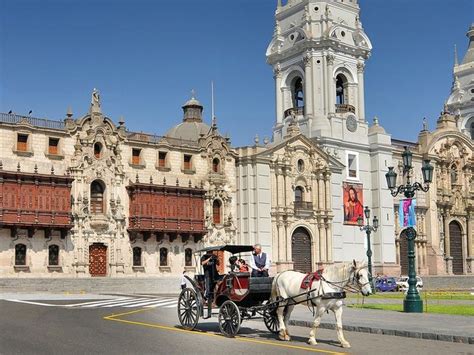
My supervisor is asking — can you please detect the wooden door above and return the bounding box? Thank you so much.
[89,244,107,277]
[292,227,312,273]
[449,222,464,275]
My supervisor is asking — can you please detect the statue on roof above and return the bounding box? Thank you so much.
[90,88,102,114]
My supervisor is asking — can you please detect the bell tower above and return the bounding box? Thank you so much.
[266,0,372,141]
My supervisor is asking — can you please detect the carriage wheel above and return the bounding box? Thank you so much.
[218,300,241,337]
[178,288,200,330]
[263,305,279,334]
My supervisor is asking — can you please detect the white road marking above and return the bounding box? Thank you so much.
[5,299,59,307]
[66,297,132,307]
[144,300,178,308]
[123,298,174,308]
[163,303,178,308]
[75,298,137,308]
[101,298,155,308]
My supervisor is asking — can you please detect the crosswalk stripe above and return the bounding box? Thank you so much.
[123,298,174,308]
[101,298,155,308]
[144,300,178,308]
[66,297,132,307]
[163,303,178,308]
[5,299,59,307]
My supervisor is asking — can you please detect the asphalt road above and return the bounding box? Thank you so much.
[0,296,472,355]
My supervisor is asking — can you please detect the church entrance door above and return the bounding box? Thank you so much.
[89,243,107,277]
[449,221,464,275]
[292,227,312,273]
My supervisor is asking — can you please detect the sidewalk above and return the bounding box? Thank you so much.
[289,306,474,344]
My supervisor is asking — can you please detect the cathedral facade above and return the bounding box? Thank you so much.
[0,1,472,278]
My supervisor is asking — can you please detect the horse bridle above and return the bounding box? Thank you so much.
[321,266,370,294]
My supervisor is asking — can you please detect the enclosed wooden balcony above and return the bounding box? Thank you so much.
[127,183,206,238]
[0,169,73,231]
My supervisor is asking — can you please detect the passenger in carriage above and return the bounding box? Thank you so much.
[250,244,270,277]
[229,255,239,272]
[238,259,249,272]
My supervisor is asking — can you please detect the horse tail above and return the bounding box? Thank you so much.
[271,270,288,302]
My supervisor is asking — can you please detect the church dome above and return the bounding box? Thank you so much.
[165,121,211,141]
[165,94,212,141]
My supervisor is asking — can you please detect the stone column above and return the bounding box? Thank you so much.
[318,173,325,211]
[314,221,321,264]
[324,171,331,211]
[304,52,313,117]
[274,65,283,125]
[443,213,453,274]
[319,221,326,262]
[326,54,335,115]
[326,220,333,262]
[356,62,365,119]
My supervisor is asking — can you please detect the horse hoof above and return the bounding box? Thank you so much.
[341,342,351,348]
[278,332,286,341]
[307,339,317,346]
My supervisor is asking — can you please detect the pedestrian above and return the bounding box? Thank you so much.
[180,270,187,290]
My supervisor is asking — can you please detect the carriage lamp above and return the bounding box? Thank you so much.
[358,207,378,293]
[384,146,432,313]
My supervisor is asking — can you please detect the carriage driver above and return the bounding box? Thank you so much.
[201,251,219,300]
[250,244,270,277]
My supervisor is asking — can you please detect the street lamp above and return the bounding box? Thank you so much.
[357,206,379,293]
[385,146,433,313]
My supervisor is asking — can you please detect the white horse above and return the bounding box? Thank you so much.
[271,260,372,348]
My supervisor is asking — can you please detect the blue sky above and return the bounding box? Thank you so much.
[1,0,473,146]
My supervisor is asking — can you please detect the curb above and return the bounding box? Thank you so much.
[288,320,474,345]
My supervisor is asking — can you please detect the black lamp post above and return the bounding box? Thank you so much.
[357,206,379,293]
[385,146,434,313]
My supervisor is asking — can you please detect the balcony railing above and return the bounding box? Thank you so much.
[335,104,356,114]
[284,107,305,118]
[0,112,65,130]
[294,201,313,210]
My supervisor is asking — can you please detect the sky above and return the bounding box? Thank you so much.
[1,0,473,146]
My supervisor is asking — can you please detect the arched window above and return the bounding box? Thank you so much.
[295,186,304,203]
[292,77,304,108]
[212,158,220,173]
[160,247,168,266]
[15,244,26,266]
[90,180,105,214]
[213,200,222,224]
[94,142,102,159]
[470,122,474,140]
[336,74,346,105]
[450,165,458,186]
[185,248,193,267]
[133,247,142,267]
[48,245,59,266]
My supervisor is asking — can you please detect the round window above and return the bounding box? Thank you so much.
[290,34,295,40]
[470,88,474,94]
[314,6,319,11]
[297,159,305,173]
[341,31,346,37]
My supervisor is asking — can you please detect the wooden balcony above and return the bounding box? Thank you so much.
[127,183,206,235]
[0,170,73,230]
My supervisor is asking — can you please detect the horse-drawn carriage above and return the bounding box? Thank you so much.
[178,244,372,347]
[177,245,279,337]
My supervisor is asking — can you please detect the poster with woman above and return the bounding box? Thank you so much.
[399,198,416,228]
[343,182,364,225]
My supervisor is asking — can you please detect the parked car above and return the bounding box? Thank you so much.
[375,277,398,292]
[396,276,423,292]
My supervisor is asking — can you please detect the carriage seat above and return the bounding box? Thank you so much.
[249,277,274,293]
